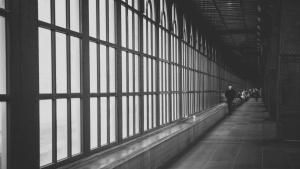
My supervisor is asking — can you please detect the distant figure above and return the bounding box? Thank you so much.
[254,89,260,101]
[225,84,236,115]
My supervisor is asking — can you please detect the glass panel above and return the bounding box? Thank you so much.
[71,98,81,155]
[128,53,133,92]
[56,32,67,93]
[56,99,68,160]
[143,19,146,54]
[38,0,51,23]
[121,6,126,47]
[0,17,6,94]
[89,42,97,93]
[129,96,133,136]
[55,0,66,28]
[90,98,98,149]
[109,48,116,93]
[153,95,156,127]
[109,0,115,43]
[143,95,147,130]
[122,96,127,138]
[89,0,97,38]
[70,0,80,32]
[99,45,107,93]
[100,97,107,146]
[39,28,52,94]
[135,96,139,134]
[0,102,7,169]
[149,95,152,129]
[122,52,127,92]
[99,0,106,41]
[39,100,52,166]
[128,10,133,49]
[110,97,116,142]
[70,37,81,93]
[134,55,139,92]
[134,14,139,51]
[143,57,147,92]
[148,58,152,92]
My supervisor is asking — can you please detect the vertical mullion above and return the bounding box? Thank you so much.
[66,0,70,29]
[67,35,72,157]
[96,0,100,39]
[52,100,57,163]
[67,98,72,157]
[106,0,109,41]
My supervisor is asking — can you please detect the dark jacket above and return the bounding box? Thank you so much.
[225,89,236,101]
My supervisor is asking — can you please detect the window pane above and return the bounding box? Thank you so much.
[122,96,127,138]
[143,95,147,130]
[128,10,133,49]
[109,0,115,43]
[99,0,106,41]
[0,102,7,169]
[0,17,6,94]
[110,97,116,142]
[148,58,152,92]
[39,100,52,166]
[100,97,108,146]
[55,0,66,28]
[39,28,52,94]
[128,53,133,92]
[89,0,97,38]
[149,95,152,129]
[90,98,98,149]
[90,42,97,93]
[100,45,107,93]
[56,32,67,93]
[109,48,116,93]
[70,0,80,32]
[71,98,81,155]
[56,99,68,160]
[134,14,139,51]
[122,52,127,92]
[135,96,139,134]
[71,37,81,93]
[38,0,51,23]
[134,55,139,92]
[129,96,133,136]
[121,6,126,47]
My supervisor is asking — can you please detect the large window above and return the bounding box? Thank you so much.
[142,0,157,131]
[89,0,117,149]
[121,0,141,139]
[38,0,82,167]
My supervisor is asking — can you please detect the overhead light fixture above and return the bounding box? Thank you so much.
[257,17,261,22]
[257,5,261,12]
[257,25,260,30]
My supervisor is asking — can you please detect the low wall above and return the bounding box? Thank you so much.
[60,100,242,169]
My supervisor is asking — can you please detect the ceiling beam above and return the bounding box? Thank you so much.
[210,0,237,46]
[217,28,257,35]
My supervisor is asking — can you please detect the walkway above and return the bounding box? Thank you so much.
[164,98,300,169]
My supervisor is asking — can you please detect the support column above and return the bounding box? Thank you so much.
[277,0,300,141]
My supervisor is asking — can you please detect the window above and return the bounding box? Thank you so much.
[38,1,82,167]
[158,0,170,125]
[170,4,180,122]
[89,0,115,43]
[142,0,157,131]
[121,0,141,138]
[0,2,8,169]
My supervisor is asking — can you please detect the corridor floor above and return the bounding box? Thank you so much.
[164,98,300,169]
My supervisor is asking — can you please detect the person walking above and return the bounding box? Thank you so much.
[254,89,260,101]
[225,84,236,115]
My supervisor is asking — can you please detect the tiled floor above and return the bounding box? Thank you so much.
[165,98,300,169]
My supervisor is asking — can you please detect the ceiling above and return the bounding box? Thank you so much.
[191,0,260,78]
